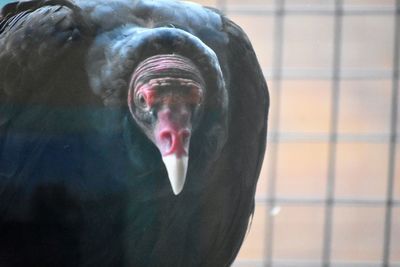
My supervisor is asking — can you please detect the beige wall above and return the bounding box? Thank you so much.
[191,0,400,266]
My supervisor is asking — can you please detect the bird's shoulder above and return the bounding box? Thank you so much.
[0,0,90,100]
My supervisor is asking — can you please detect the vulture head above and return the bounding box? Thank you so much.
[88,27,228,195]
[128,54,205,194]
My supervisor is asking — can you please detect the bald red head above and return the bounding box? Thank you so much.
[128,54,206,195]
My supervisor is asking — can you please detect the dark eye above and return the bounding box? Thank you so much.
[136,93,147,109]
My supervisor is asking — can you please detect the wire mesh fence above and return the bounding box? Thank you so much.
[208,1,400,267]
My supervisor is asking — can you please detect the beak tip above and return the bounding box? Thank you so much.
[172,186,183,195]
[162,154,188,196]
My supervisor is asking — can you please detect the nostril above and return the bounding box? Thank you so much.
[160,130,174,148]
[157,128,190,157]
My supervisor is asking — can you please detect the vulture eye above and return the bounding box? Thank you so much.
[136,93,148,109]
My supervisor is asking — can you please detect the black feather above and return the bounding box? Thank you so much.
[0,0,269,266]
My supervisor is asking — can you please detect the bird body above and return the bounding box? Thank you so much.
[0,1,269,266]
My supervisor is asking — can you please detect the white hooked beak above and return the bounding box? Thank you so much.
[162,154,188,195]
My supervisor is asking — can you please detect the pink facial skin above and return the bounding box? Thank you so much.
[133,79,204,158]
[155,108,191,158]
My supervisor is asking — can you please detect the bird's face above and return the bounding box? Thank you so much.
[128,54,205,195]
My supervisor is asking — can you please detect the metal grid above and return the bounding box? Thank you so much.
[218,0,400,267]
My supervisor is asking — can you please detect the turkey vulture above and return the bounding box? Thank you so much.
[0,0,269,266]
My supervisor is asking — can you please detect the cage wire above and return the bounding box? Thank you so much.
[222,0,400,267]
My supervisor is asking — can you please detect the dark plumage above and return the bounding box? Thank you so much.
[0,0,269,266]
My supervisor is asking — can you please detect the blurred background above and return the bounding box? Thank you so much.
[1,0,399,267]
[188,0,399,267]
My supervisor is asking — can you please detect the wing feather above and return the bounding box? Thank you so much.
[0,0,90,100]
[0,1,93,178]
[200,14,269,266]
